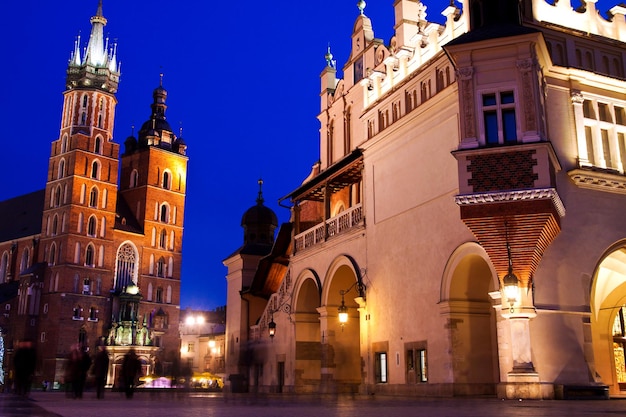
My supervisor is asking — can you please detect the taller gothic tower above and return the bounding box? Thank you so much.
[30,1,188,385]
[39,0,122,370]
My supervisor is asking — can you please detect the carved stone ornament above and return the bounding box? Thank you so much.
[570,90,584,105]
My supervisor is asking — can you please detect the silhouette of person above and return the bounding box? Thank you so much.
[121,348,142,398]
[93,344,109,399]
[66,344,91,399]
[13,339,36,397]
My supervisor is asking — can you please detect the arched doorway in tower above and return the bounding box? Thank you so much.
[590,246,626,395]
[323,261,362,393]
[441,243,499,395]
[293,274,321,393]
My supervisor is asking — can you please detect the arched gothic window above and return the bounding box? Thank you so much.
[49,243,56,265]
[85,244,95,267]
[52,215,59,235]
[58,159,66,179]
[95,136,102,154]
[87,216,97,236]
[89,187,98,207]
[91,160,100,179]
[159,229,167,249]
[157,257,166,278]
[0,252,8,283]
[20,249,30,273]
[54,186,62,207]
[130,170,139,188]
[160,204,169,223]
[114,242,138,291]
[163,171,171,190]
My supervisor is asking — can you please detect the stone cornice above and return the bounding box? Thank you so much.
[568,169,626,195]
[454,188,565,217]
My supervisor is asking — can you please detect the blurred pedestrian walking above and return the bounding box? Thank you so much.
[13,339,36,397]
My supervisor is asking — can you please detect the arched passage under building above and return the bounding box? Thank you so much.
[591,245,626,396]
[321,258,363,393]
[440,243,499,395]
[293,272,322,393]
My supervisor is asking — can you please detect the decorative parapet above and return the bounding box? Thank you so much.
[362,3,467,106]
[455,188,566,218]
[532,0,626,42]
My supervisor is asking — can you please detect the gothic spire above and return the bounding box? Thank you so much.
[66,1,120,93]
[84,0,108,67]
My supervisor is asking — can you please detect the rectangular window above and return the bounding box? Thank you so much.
[577,97,626,173]
[418,349,428,382]
[601,129,613,169]
[484,110,498,145]
[598,103,611,122]
[375,352,388,383]
[405,342,428,384]
[482,91,517,145]
[616,106,625,126]
[188,343,194,353]
[617,133,626,171]
[585,126,595,165]
[583,100,594,118]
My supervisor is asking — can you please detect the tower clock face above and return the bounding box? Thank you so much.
[354,57,364,83]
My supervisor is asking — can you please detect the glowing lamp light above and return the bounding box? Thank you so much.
[503,270,520,312]
[338,295,349,325]
[503,221,520,313]
[268,318,276,338]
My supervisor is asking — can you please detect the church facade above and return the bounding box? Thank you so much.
[0,2,187,387]
[225,0,626,399]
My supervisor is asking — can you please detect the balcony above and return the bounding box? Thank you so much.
[294,204,363,253]
[452,142,564,281]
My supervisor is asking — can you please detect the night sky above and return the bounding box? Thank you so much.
[0,1,617,310]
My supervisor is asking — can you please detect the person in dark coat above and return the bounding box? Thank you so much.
[13,339,36,397]
[67,344,92,399]
[93,344,110,399]
[121,348,142,398]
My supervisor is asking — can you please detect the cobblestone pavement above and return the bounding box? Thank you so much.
[2,391,626,417]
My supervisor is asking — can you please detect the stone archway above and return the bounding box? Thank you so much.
[440,243,500,395]
[293,273,322,393]
[590,246,626,395]
[320,258,363,393]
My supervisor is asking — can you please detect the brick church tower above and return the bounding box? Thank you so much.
[15,1,189,385]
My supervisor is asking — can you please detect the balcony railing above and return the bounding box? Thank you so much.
[294,204,363,252]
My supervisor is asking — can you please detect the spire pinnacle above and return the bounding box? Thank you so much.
[357,0,366,16]
[325,44,336,68]
[65,1,119,92]
[256,178,265,205]
[85,0,108,66]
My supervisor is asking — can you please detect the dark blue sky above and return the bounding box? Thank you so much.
[0,1,617,310]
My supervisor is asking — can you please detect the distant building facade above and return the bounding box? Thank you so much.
[0,2,188,388]
[179,307,226,382]
[225,0,626,399]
